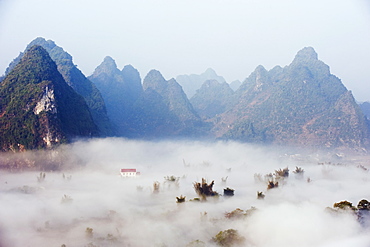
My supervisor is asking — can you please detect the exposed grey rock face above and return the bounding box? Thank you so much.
[34,86,57,115]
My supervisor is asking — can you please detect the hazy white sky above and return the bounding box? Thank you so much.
[0,0,369,101]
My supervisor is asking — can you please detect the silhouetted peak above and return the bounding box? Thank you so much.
[103,56,117,67]
[203,68,217,77]
[293,47,318,62]
[92,56,119,77]
[27,37,57,51]
[146,69,164,79]
[122,64,141,83]
[122,64,136,73]
[143,69,167,92]
[255,65,267,74]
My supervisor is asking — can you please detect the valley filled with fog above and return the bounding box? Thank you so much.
[1,138,370,246]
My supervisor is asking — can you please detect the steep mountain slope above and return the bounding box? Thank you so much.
[4,37,112,136]
[360,102,370,120]
[0,45,98,151]
[176,68,226,98]
[190,80,235,119]
[88,56,143,135]
[130,70,204,138]
[215,47,370,150]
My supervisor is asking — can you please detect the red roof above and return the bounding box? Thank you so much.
[121,169,136,172]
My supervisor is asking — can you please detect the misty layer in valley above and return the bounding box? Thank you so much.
[1,139,370,247]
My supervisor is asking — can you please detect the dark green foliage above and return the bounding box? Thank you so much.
[0,45,98,151]
[4,37,112,136]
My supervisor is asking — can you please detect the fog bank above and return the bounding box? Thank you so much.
[0,138,370,246]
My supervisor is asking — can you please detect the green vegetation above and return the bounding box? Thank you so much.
[4,37,112,136]
[224,207,257,220]
[211,229,245,246]
[0,45,98,151]
[333,200,357,211]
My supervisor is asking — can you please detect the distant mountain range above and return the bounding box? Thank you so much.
[1,37,369,151]
[176,68,227,98]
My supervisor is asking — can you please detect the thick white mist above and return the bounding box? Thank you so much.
[0,138,369,246]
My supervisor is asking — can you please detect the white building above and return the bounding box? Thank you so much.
[120,168,140,177]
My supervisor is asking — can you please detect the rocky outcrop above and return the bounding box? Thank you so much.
[190,79,235,119]
[34,86,57,115]
[0,45,98,151]
[4,37,113,136]
[215,47,370,150]
[130,70,204,138]
[88,56,143,136]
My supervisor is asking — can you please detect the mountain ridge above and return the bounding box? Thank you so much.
[1,40,369,152]
[3,37,113,136]
[0,45,98,151]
